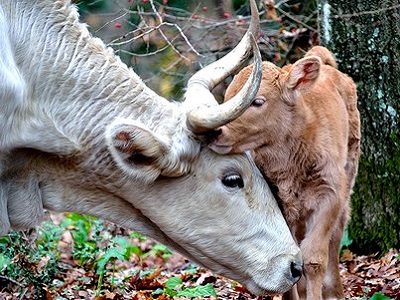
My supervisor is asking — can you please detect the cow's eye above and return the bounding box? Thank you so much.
[252,96,266,107]
[222,173,244,189]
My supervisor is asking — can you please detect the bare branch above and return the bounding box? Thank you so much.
[93,11,129,35]
[331,3,400,18]
[0,275,25,288]
[275,7,317,32]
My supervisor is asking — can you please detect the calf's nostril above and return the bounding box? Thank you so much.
[290,260,303,283]
[205,128,223,142]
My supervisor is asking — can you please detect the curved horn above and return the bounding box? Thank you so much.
[186,0,262,133]
[187,36,262,133]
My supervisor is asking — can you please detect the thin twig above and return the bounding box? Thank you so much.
[116,45,169,57]
[148,0,190,61]
[275,7,316,32]
[93,11,129,34]
[332,4,400,19]
[0,275,25,288]
[275,0,291,9]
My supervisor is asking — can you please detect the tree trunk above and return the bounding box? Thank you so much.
[319,0,400,254]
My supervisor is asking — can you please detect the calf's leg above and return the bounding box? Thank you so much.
[322,207,348,299]
[302,239,329,300]
[301,190,344,300]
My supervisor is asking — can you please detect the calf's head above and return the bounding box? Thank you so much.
[210,56,322,154]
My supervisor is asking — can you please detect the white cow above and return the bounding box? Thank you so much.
[0,0,302,295]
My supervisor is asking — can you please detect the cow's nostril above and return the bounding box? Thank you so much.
[290,260,303,283]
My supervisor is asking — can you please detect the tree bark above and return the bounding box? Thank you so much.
[319,0,400,254]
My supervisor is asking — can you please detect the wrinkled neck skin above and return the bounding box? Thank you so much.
[0,1,194,159]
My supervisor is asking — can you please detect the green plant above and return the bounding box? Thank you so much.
[182,262,198,275]
[370,292,392,300]
[95,236,141,295]
[0,253,11,273]
[63,213,104,266]
[142,243,173,260]
[35,219,64,257]
[340,226,353,253]
[0,223,62,298]
[76,0,110,15]
[129,231,147,241]
[1,215,214,298]
[153,276,217,298]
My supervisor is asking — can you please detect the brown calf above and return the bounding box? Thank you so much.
[210,46,361,299]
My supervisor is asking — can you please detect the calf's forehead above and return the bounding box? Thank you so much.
[225,62,282,100]
[225,66,253,100]
[261,62,282,85]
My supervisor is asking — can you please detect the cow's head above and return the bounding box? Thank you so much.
[1,0,302,295]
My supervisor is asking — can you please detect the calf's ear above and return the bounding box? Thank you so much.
[106,120,170,183]
[286,56,321,91]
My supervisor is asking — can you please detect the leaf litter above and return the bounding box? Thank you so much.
[0,215,399,299]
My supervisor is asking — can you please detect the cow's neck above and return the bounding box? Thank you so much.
[4,2,180,157]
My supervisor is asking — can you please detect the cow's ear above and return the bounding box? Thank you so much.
[286,56,321,91]
[107,120,170,183]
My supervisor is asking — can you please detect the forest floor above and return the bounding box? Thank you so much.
[0,214,399,300]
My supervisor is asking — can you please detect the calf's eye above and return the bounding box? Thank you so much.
[252,96,266,107]
[222,173,244,189]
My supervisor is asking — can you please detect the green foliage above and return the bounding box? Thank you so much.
[0,253,11,272]
[340,227,353,253]
[141,243,173,260]
[75,0,110,15]
[129,231,147,241]
[370,293,392,300]
[0,213,184,297]
[182,262,199,275]
[96,236,141,294]
[60,212,176,296]
[63,213,104,265]
[176,284,217,297]
[0,227,62,298]
[153,276,217,298]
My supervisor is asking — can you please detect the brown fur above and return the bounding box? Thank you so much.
[211,46,361,299]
